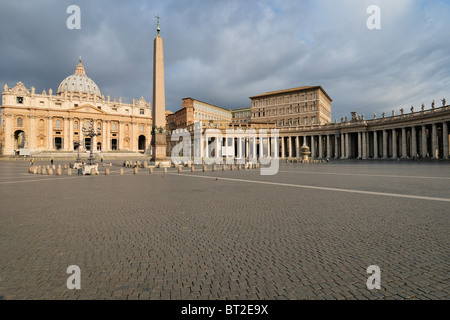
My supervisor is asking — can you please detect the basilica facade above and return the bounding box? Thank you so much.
[0,59,153,156]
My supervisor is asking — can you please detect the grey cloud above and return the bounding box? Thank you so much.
[1,0,449,121]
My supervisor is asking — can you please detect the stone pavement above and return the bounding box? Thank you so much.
[0,160,449,300]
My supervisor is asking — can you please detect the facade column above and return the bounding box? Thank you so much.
[311,136,315,159]
[5,114,14,154]
[401,127,407,159]
[382,130,387,158]
[47,116,53,150]
[443,122,449,159]
[432,123,438,159]
[373,131,378,159]
[392,129,397,159]
[421,125,427,157]
[411,126,417,158]
[295,136,299,158]
[69,118,74,151]
[28,115,36,150]
[105,121,110,151]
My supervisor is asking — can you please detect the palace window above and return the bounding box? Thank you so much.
[17,97,24,104]
[112,123,117,131]
[140,125,144,133]
[17,117,23,127]
[140,109,145,115]
[74,122,79,129]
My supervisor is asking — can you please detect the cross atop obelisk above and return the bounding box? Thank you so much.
[151,15,167,162]
[155,15,161,35]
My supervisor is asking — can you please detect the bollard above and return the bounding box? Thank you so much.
[191,166,195,173]
[203,165,207,172]
[238,164,241,170]
[120,168,124,175]
[105,168,110,175]
[231,164,234,171]
[149,167,154,174]
[57,167,62,176]
[178,166,182,173]
[222,164,226,171]
[42,168,47,175]
[91,168,97,175]
[67,168,72,176]
[143,161,149,168]
[163,167,167,174]
[212,164,216,172]
[134,167,138,175]
[52,165,56,170]
[64,164,67,169]
[48,168,53,175]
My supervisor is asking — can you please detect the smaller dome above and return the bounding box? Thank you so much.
[57,58,102,98]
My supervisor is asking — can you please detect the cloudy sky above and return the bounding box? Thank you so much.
[1,0,449,120]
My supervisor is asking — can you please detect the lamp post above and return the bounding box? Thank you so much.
[82,121,101,165]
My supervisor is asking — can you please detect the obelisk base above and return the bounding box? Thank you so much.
[151,133,170,167]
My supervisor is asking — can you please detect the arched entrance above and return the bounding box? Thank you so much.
[97,142,102,151]
[138,135,146,152]
[14,130,26,149]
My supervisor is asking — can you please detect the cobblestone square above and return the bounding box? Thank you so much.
[0,160,449,300]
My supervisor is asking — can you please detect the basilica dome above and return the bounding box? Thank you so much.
[57,58,102,98]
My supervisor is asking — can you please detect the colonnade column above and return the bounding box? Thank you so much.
[421,125,427,157]
[295,136,299,158]
[334,134,339,159]
[411,126,417,158]
[357,132,362,158]
[373,131,378,159]
[392,129,397,159]
[288,137,292,158]
[443,122,449,159]
[326,135,331,159]
[382,130,387,158]
[345,133,350,159]
[341,133,345,159]
[401,128,407,159]
[431,124,437,159]
[311,136,315,159]
[245,137,249,159]
[362,132,367,159]
[281,137,285,158]
[318,135,323,159]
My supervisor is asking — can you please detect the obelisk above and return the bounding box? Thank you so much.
[151,15,167,163]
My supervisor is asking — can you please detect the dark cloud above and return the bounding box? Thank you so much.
[1,0,449,121]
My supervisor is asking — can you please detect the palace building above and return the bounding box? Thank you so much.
[250,86,332,127]
[0,58,154,156]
